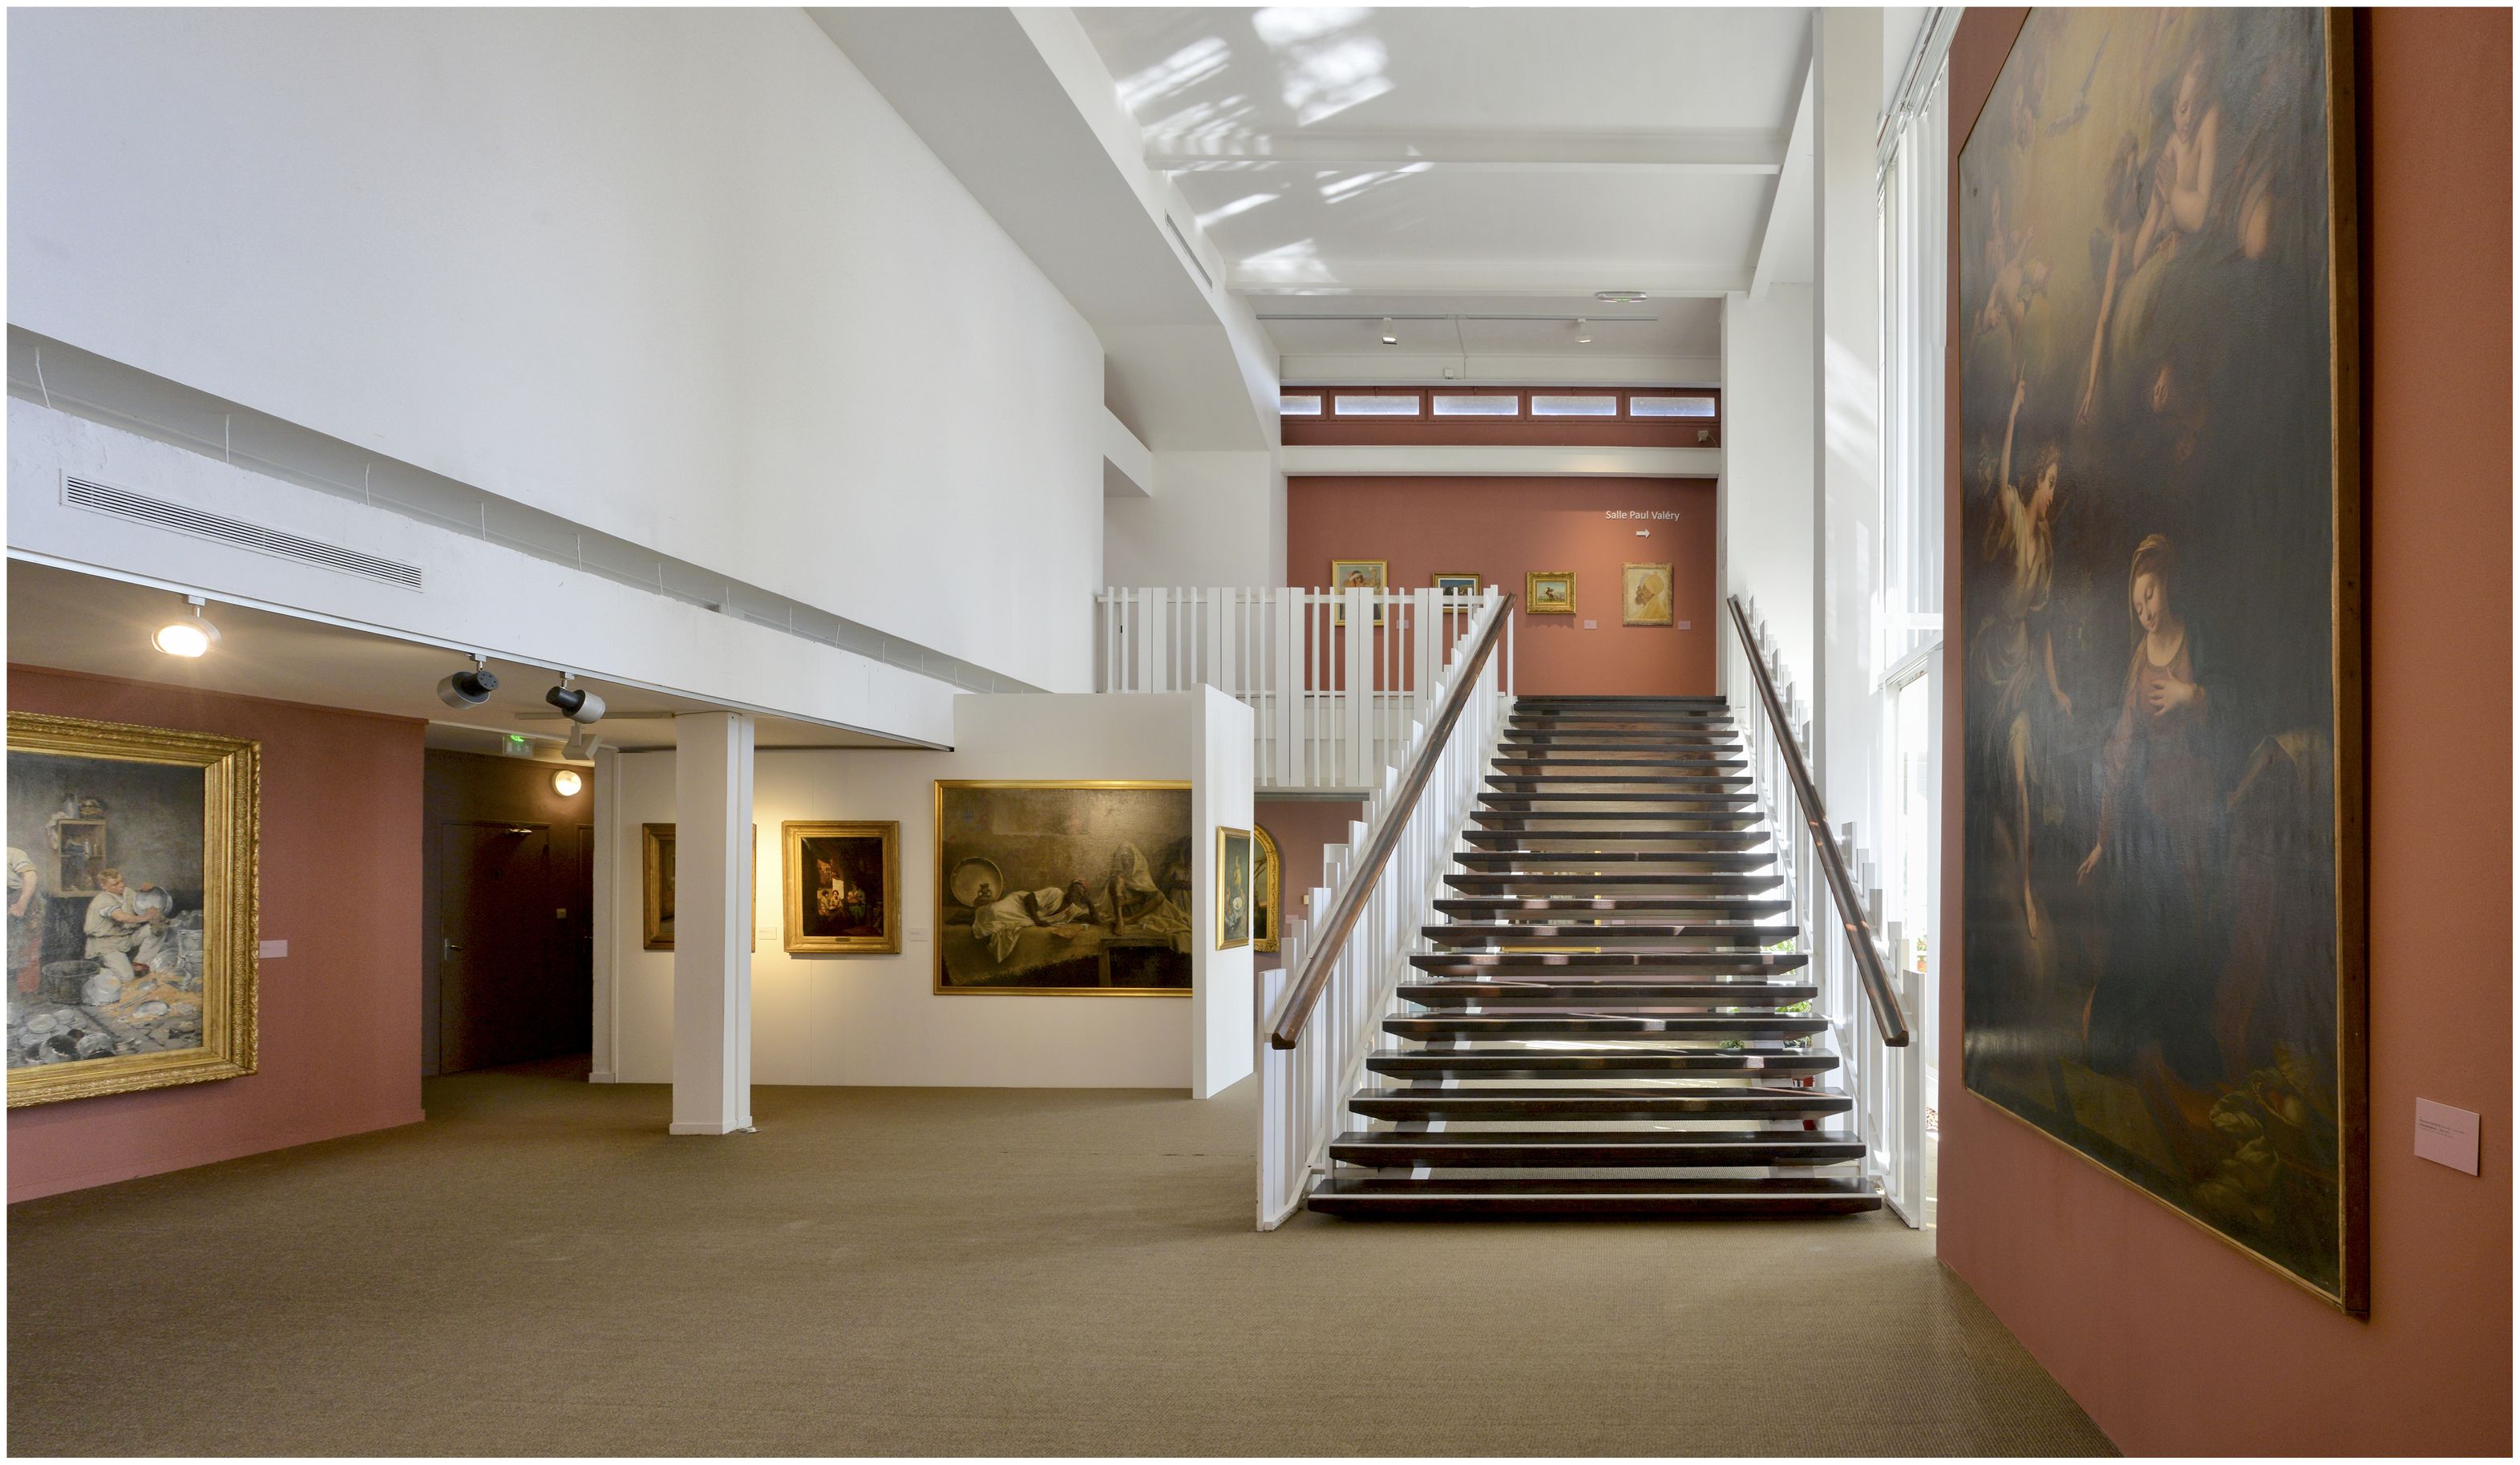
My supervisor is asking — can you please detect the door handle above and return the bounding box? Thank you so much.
[443,938,463,961]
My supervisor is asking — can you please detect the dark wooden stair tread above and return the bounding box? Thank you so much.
[1445,872,1783,890]
[1398,978,1816,1004]
[1423,921,1786,941]
[1366,1048,1840,1077]
[1435,896,1791,914]
[1385,1014,1830,1038]
[1306,1176,1881,1218]
[1453,852,1775,869]
[1327,1129,1868,1166]
[1349,1086,1851,1119]
[1412,949,1806,970]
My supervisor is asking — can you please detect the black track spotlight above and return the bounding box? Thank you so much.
[545,674,606,725]
[435,656,499,709]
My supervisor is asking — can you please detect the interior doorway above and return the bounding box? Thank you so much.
[419,751,593,1077]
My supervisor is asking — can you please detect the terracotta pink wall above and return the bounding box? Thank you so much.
[1936,10,2513,1455]
[1287,476,1717,696]
[1252,797,1364,973]
[8,669,427,1202]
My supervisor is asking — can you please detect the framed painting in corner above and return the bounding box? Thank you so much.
[642,823,757,952]
[6,712,259,1108]
[1251,824,1282,953]
[1958,7,2364,1312]
[783,820,900,954]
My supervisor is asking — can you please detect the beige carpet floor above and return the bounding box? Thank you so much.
[9,1066,2113,1457]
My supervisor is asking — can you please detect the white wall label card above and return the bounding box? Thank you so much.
[257,940,288,959]
[2414,1099,2481,1175]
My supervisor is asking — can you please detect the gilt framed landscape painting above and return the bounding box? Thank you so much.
[934,781,1194,995]
[6,713,259,1107]
[1958,9,2364,1309]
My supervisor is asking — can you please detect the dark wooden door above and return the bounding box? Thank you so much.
[437,821,583,1073]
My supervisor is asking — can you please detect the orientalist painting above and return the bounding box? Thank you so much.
[1622,562,1675,626]
[1431,573,1482,599]
[6,713,259,1107]
[935,782,1194,995]
[641,824,756,953]
[1958,10,2363,1309]
[1216,827,1252,950]
[783,821,900,954]
[1251,824,1282,953]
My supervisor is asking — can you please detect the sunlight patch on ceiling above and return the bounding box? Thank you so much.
[1251,6,1393,127]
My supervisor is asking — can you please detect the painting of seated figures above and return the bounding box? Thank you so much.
[1957,9,2364,1309]
[933,781,1194,994]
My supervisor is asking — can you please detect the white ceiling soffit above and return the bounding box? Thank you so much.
[807,8,1275,451]
[1074,6,1814,386]
[6,560,918,753]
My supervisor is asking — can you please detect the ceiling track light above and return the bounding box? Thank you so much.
[436,654,499,709]
[563,724,604,762]
[544,672,606,726]
[1594,289,1649,304]
[1378,317,1399,346]
[1574,318,1594,344]
[151,596,220,658]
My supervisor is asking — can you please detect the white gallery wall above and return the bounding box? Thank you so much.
[604,691,1254,1096]
[1102,451,1287,589]
[8,8,1104,692]
[1720,286,1819,684]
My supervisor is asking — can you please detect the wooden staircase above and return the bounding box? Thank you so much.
[1307,694,1884,1220]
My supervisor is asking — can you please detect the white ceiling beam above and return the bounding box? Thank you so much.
[1231,261,1754,299]
[1749,59,1816,300]
[1146,127,1787,176]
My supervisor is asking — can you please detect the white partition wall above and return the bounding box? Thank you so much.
[605,691,1255,1093]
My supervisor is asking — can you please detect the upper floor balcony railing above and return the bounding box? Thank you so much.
[1094,585,1513,792]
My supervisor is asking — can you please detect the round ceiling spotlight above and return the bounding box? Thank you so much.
[1594,289,1648,304]
[435,656,499,708]
[551,768,584,798]
[151,597,220,658]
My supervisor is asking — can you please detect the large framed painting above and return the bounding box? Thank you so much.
[935,781,1194,994]
[782,820,900,954]
[1216,827,1252,950]
[7,713,259,1107]
[1958,9,2364,1310]
[641,823,756,952]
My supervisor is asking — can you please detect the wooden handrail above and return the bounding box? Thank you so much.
[1724,595,1911,1047]
[1268,593,1515,1050]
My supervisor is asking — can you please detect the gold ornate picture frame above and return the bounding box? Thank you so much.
[1216,826,1252,950]
[1252,824,1282,953]
[641,822,756,952]
[1329,558,1389,625]
[1526,570,1576,614]
[783,820,900,954]
[1622,561,1675,625]
[933,780,1194,996]
[6,712,258,1107]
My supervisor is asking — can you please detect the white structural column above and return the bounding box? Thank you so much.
[1811,6,1885,813]
[670,711,756,1135]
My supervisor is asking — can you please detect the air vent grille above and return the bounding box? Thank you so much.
[63,476,423,590]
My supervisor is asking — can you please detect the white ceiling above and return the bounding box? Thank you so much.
[1074,6,1814,383]
[6,561,917,755]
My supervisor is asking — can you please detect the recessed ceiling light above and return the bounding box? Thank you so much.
[1594,289,1648,304]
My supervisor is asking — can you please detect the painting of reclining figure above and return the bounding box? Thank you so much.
[934,781,1194,995]
[1958,9,2363,1309]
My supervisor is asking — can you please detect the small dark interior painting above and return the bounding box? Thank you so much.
[783,820,899,954]
[935,781,1192,994]
[1958,8,2364,1308]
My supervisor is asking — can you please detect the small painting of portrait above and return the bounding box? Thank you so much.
[1329,558,1389,625]
[1622,562,1675,625]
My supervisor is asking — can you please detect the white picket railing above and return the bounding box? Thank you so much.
[1725,595,1927,1226]
[1253,593,1511,1229]
[1095,586,1514,791]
